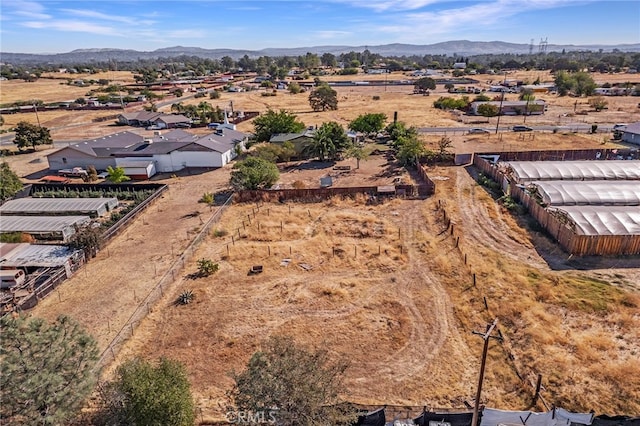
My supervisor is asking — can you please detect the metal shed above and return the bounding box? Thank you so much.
[0,243,83,269]
[529,181,640,206]
[0,197,118,218]
[0,216,91,241]
[506,160,640,183]
[550,206,640,236]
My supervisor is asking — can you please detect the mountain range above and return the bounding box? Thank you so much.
[2,40,639,64]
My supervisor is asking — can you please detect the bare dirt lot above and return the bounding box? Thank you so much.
[2,71,640,421]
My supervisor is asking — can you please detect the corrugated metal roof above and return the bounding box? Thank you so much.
[531,181,640,206]
[0,243,82,268]
[507,160,640,182]
[0,216,91,233]
[551,206,640,236]
[0,197,118,215]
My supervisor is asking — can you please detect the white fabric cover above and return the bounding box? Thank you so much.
[506,160,640,183]
[481,408,593,426]
[551,206,640,235]
[530,181,640,206]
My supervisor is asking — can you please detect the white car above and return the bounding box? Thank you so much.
[468,128,490,134]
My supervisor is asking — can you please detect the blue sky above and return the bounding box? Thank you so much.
[1,0,639,54]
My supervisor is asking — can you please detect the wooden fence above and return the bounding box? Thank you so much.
[473,153,640,256]
[236,183,433,203]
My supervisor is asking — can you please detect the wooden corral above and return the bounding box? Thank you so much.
[473,152,640,256]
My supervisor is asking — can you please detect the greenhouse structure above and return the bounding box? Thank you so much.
[0,197,118,218]
[0,216,91,242]
[474,154,640,255]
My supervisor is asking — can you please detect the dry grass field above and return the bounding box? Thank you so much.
[2,70,640,422]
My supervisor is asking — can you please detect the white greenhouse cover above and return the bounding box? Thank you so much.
[0,197,118,216]
[550,206,640,235]
[506,160,640,182]
[530,181,640,206]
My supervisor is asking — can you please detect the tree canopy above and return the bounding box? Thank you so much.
[348,113,387,136]
[96,357,195,426]
[229,335,356,426]
[0,315,98,424]
[0,162,23,201]
[106,166,130,183]
[554,71,596,97]
[253,109,306,142]
[309,83,338,112]
[230,156,280,190]
[414,77,436,94]
[13,121,53,151]
[477,103,500,117]
[305,121,351,161]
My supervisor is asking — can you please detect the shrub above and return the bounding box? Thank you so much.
[372,95,380,100]
[200,192,214,204]
[197,258,219,277]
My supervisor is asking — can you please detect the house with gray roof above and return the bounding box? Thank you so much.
[269,129,315,157]
[116,112,191,128]
[46,128,248,177]
[620,122,640,145]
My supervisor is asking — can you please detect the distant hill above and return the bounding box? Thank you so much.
[2,40,639,65]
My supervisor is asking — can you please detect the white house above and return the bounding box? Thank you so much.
[47,129,248,176]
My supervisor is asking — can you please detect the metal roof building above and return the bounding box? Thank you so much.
[529,181,640,206]
[0,243,83,268]
[507,160,640,183]
[0,197,118,218]
[0,216,91,241]
[550,206,640,236]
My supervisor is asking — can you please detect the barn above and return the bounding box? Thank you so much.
[0,197,118,218]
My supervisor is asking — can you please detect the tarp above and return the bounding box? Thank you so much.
[480,408,593,426]
[591,415,640,426]
[506,160,640,183]
[414,410,473,426]
[551,206,640,236]
[355,407,386,426]
[530,181,640,206]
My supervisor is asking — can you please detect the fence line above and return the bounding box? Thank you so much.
[96,193,234,369]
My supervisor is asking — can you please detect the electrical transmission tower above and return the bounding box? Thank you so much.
[538,37,548,54]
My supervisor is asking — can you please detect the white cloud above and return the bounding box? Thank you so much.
[21,19,122,36]
[5,0,51,19]
[166,29,207,39]
[314,30,352,39]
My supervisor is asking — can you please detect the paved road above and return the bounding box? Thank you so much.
[418,123,612,134]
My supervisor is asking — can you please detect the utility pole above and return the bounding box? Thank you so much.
[471,318,502,426]
[33,103,41,128]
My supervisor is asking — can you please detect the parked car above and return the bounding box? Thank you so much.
[58,167,88,177]
[468,128,490,134]
[512,125,533,132]
[146,125,163,130]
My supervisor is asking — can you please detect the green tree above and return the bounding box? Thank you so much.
[0,162,23,201]
[348,113,387,137]
[414,77,436,94]
[385,121,418,142]
[554,70,574,96]
[288,82,302,94]
[229,335,356,426]
[106,166,130,183]
[395,135,426,167]
[197,258,219,277]
[309,83,338,111]
[252,109,306,142]
[68,222,104,258]
[231,157,280,190]
[97,357,195,426]
[345,145,369,169]
[13,121,53,151]
[171,102,185,114]
[0,315,98,424]
[573,71,597,96]
[477,103,500,117]
[305,121,350,161]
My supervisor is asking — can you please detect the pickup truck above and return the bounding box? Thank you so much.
[58,167,88,177]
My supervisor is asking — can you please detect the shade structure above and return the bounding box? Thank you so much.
[550,206,640,236]
[529,181,640,206]
[506,160,640,183]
